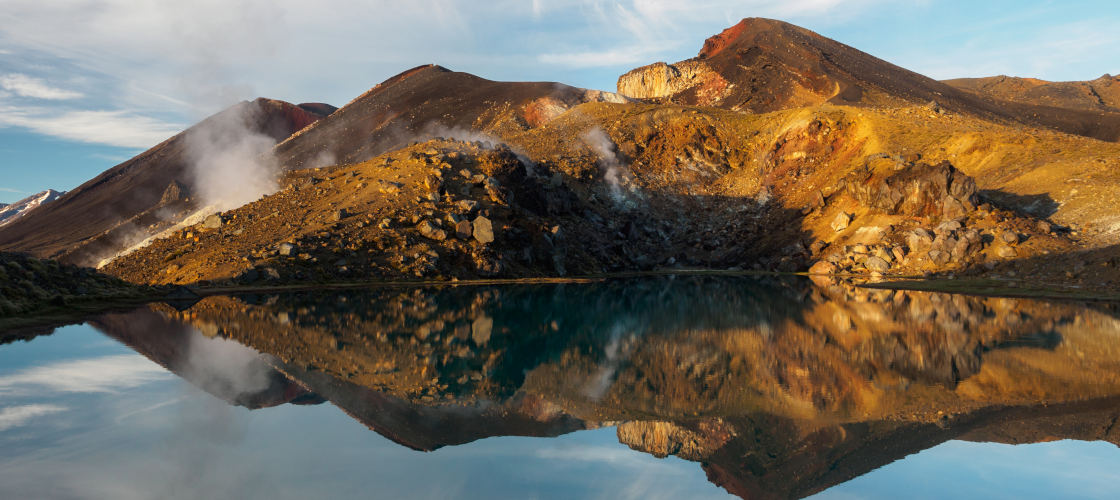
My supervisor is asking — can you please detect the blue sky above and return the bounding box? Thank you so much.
[1,0,1118,204]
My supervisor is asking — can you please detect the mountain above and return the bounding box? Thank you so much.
[0,99,334,265]
[0,189,65,228]
[11,19,1120,293]
[944,74,1120,113]
[271,64,628,171]
[0,63,628,269]
[617,18,1120,142]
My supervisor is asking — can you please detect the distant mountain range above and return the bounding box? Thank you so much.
[944,73,1120,113]
[0,189,65,228]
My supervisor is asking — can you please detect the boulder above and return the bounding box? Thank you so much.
[961,229,981,245]
[455,220,473,239]
[830,212,851,232]
[203,214,222,229]
[418,220,448,241]
[928,249,950,265]
[378,180,403,194]
[457,199,480,214]
[865,256,891,273]
[873,246,893,263]
[950,238,972,261]
[332,209,348,221]
[278,243,296,256]
[846,160,977,218]
[907,228,934,250]
[424,174,443,192]
[891,246,908,262]
[936,219,962,234]
[473,216,495,244]
[808,260,835,275]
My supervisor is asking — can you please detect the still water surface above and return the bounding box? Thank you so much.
[2,275,1119,499]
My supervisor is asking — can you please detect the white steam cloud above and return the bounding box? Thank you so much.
[581,127,640,208]
[185,101,280,212]
[307,149,338,169]
[93,101,282,269]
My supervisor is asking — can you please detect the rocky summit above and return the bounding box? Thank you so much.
[4,18,1120,294]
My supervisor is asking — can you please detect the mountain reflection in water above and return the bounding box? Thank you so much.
[68,277,1120,498]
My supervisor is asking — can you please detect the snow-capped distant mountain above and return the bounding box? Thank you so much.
[0,190,65,228]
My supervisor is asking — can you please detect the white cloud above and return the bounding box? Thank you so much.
[0,0,895,113]
[0,105,183,148]
[539,46,667,68]
[0,73,83,100]
[0,404,67,431]
[0,354,172,396]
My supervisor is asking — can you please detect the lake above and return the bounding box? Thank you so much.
[2,275,1119,499]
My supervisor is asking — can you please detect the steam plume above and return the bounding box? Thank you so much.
[581,127,639,207]
[185,101,280,212]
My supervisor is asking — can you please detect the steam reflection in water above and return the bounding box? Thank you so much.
[2,275,1120,499]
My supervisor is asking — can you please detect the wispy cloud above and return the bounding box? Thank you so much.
[0,187,29,194]
[0,354,171,396]
[0,404,67,431]
[0,105,183,149]
[539,46,667,68]
[0,73,83,100]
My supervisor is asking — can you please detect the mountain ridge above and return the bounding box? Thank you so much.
[944,73,1120,113]
[0,189,65,228]
[617,17,1120,142]
[5,18,1120,292]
